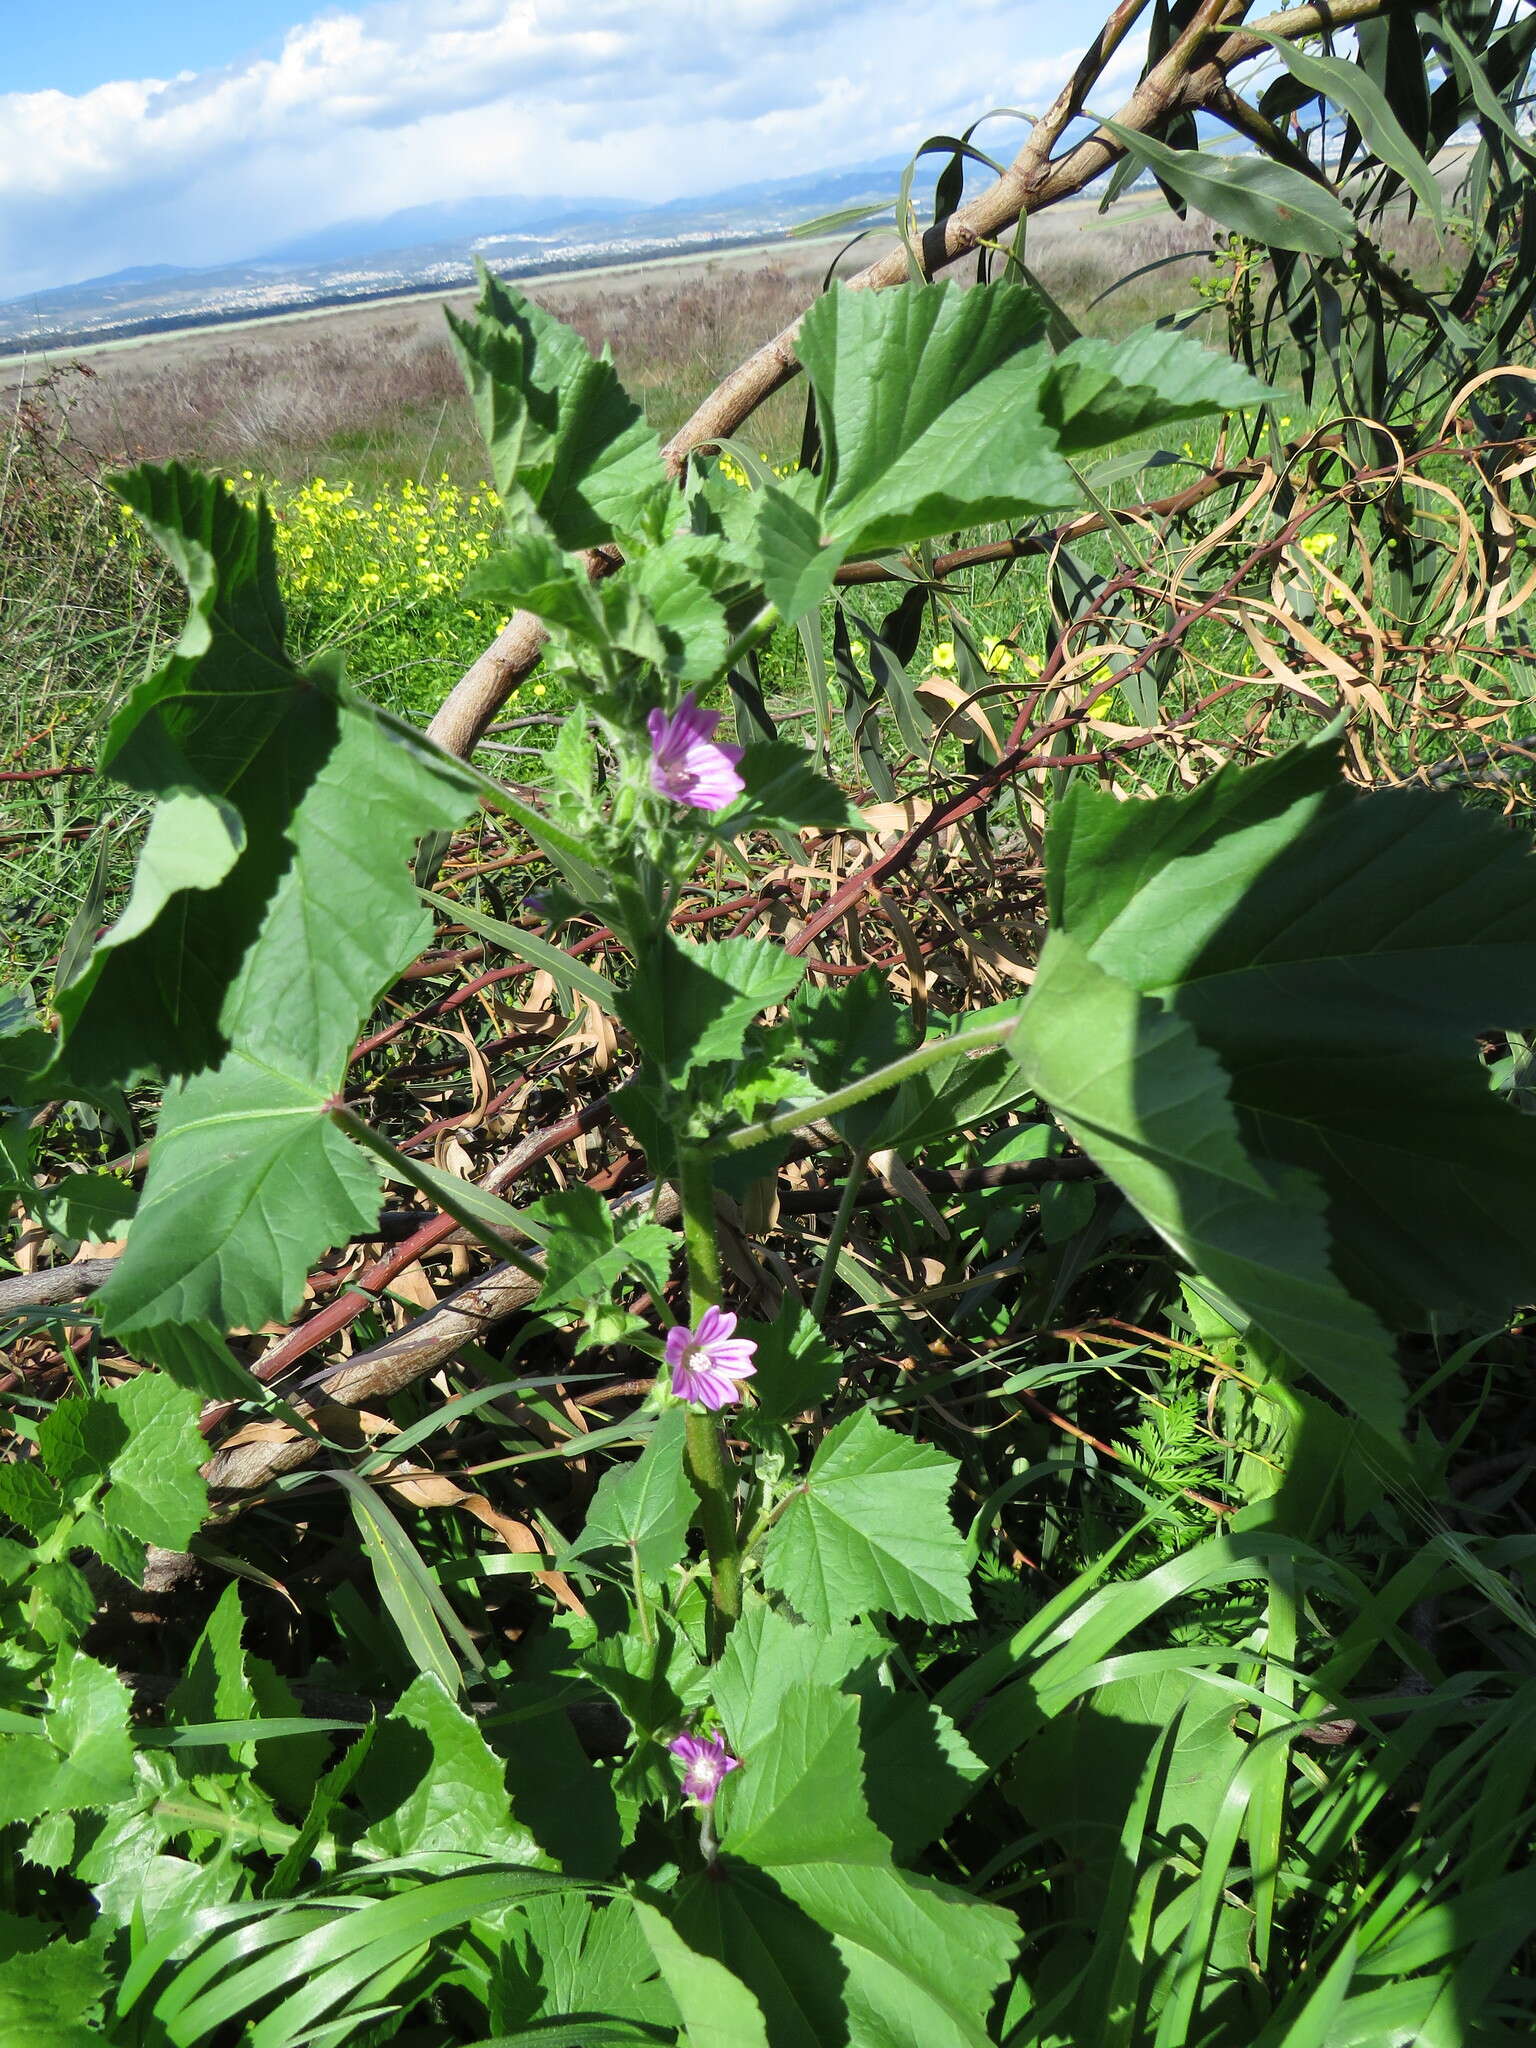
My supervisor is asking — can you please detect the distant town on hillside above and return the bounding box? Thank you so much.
[0,158,922,354]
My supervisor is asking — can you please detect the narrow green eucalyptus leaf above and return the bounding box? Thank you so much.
[1421,12,1536,168]
[1095,118,1357,256]
[761,1407,973,1628]
[341,1479,471,1694]
[1249,28,1444,221]
[170,1871,576,2047]
[801,280,1074,554]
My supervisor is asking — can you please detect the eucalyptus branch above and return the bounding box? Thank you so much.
[426,0,1422,760]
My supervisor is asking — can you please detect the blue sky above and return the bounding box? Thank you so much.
[2,1,1144,299]
[8,3,307,96]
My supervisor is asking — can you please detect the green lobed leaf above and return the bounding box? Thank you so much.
[724,1679,888,1870]
[0,1648,136,1827]
[761,1408,973,1629]
[447,266,671,550]
[877,999,1037,1155]
[715,740,860,837]
[631,1899,769,2048]
[504,1891,677,2035]
[0,1116,137,1244]
[0,1941,107,2048]
[675,1858,1017,2048]
[771,1862,1019,2048]
[1094,119,1358,257]
[1013,930,1405,1434]
[94,1054,379,1345]
[522,1184,676,1311]
[1041,327,1276,454]
[0,990,51,1102]
[793,974,916,1150]
[858,1690,987,1862]
[164,1580,258,1776]
[619,933,805,1083]
[61,471,478,1360]
[96,1372,208,1551]
[576,1408,694,1576]
[741,482,846,624]
[1041,737,1536,1334]
[0,1464,64,1542]
[737,1300,845,1423]
[610,539,731,682]
[710,1603,884,1756]
[801,280,1074,554]
[50,470,472,1096]
[357,1672,544,1862]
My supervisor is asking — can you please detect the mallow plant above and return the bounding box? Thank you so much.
[4,265,1536,2046]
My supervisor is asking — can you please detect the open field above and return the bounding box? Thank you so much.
[1,200,1218,483]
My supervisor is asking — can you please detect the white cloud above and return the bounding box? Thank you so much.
[0,1,1147,296]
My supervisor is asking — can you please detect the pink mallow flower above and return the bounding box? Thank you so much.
[647,693,744,812]
[669,1730,742,1807]
[666,1306,757,1410]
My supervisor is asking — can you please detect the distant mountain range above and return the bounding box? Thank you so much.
[0,158,913,354]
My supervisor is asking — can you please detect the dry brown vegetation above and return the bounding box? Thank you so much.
[6,206,1219,486]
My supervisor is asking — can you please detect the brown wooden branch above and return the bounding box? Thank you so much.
[426,0,1423,759]
[0,1259,117,1317]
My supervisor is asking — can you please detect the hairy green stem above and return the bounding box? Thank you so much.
[716,1014,1020,1155]
[721,601,780,676]
[676,1149,742,1643]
